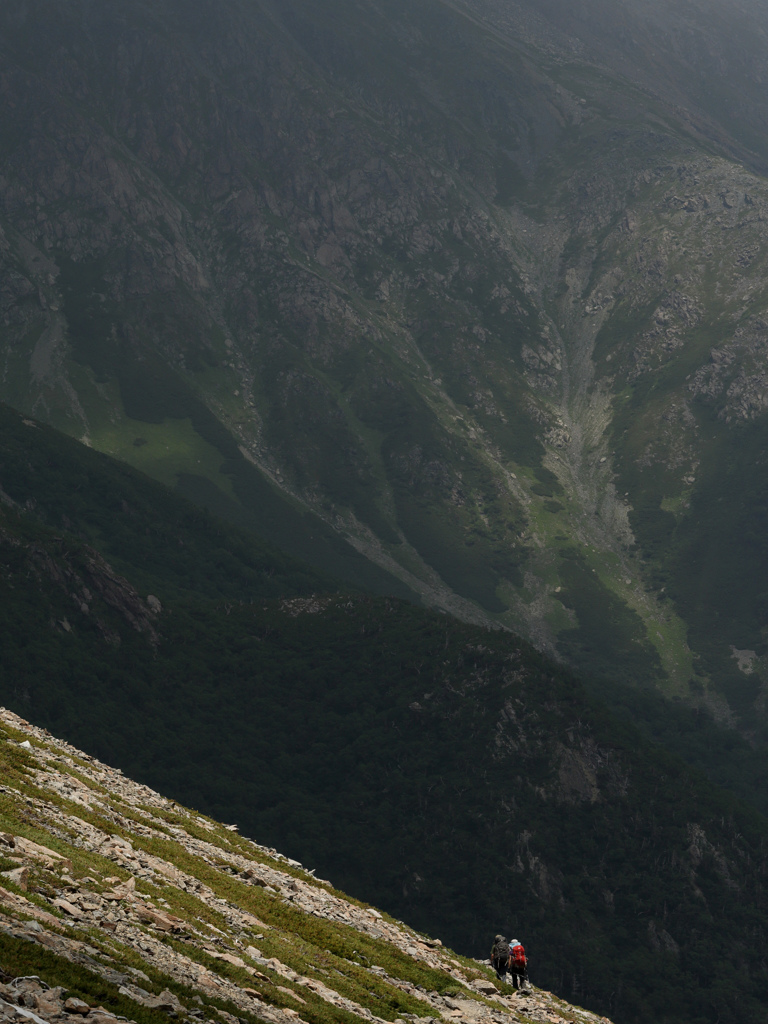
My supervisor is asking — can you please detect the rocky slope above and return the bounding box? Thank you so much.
[0,709,608,1024]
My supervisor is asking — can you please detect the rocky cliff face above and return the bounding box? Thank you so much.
[0,709,610,1024]
[3,0,768,720]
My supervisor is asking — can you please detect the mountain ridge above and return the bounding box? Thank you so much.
[6,0,768,718]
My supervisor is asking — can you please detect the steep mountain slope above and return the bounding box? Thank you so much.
[1,406,768,1024]
[0,708,603,1024]
[3,3,768,726]
[469,0,768,171]
[1,700,768,1024]
[0,403,412,604]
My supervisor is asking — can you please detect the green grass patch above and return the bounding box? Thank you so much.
[88,417,236,497]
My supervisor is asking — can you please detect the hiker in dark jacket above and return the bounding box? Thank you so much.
[508,939,531,992]
[490,934,511,979]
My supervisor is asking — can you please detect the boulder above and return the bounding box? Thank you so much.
[1,866,29,890]
[10,836,72,873]
[53,898,84,919]
[240,869,269,887]
[134,905,183,932]
[472,979,498,996]
[209,951,247,969]
[144,990,183,1013]
[64,997,91,1015]
[36,988,67,1017]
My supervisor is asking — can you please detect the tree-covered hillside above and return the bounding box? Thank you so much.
[1,405,768,1024]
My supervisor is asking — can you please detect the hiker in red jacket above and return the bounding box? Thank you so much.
[508,939,531,991]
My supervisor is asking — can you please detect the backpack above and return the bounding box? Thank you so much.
[493,940,510,959]
[510,943,526,967]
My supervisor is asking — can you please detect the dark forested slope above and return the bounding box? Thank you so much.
[1,405,768,1024]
